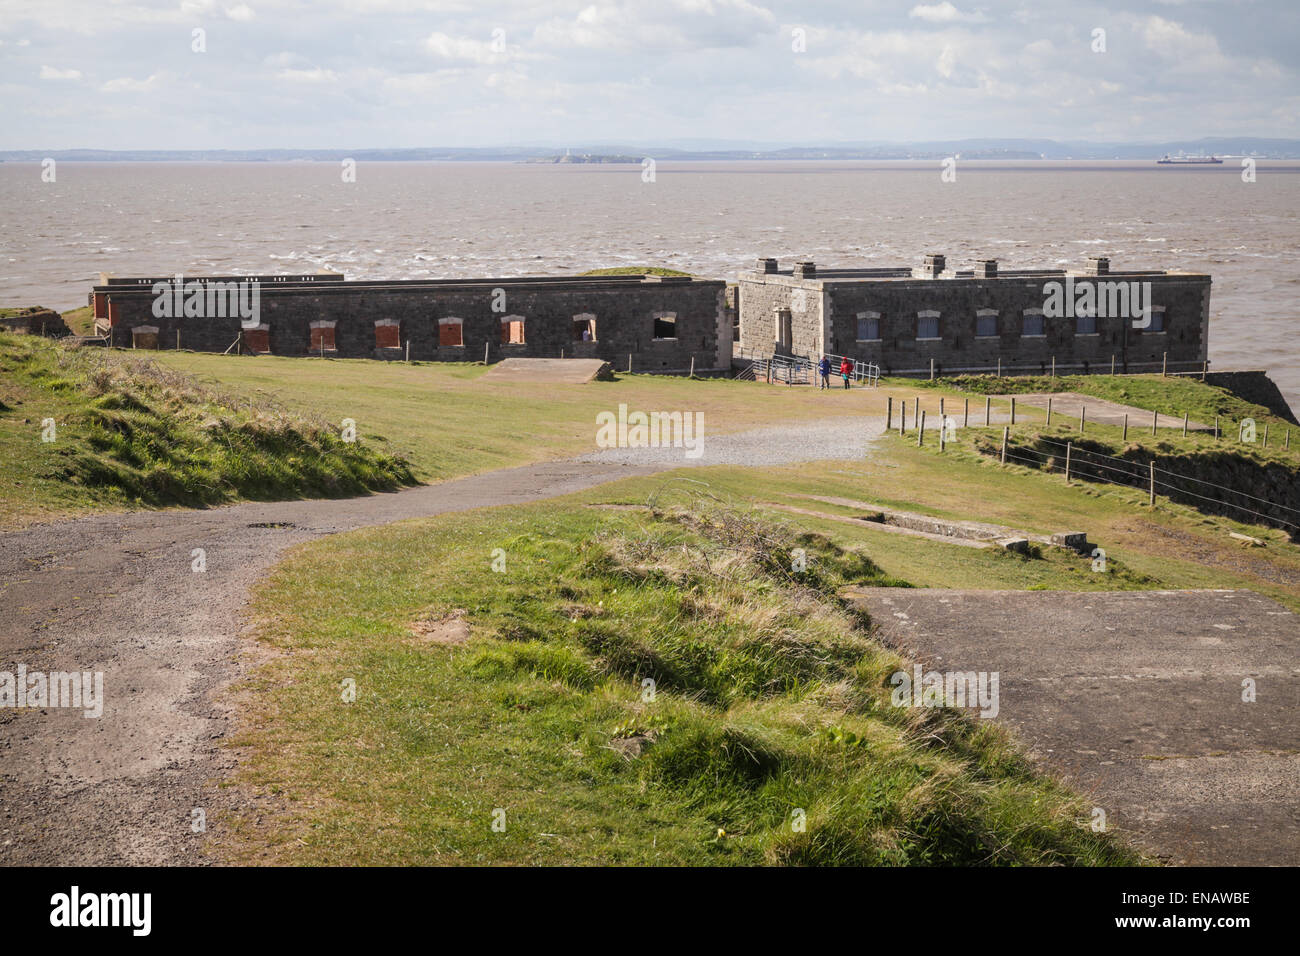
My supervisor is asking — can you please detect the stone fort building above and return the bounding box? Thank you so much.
[736,255,1210,376]
[89,271,731,372]
[85,253,1210,378]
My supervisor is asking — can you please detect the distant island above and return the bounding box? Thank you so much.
[3,137,1298,162]
[526,153,642,164]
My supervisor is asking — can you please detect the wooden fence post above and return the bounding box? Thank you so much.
[963,397,969,428]
[628,353,633,373]
[886,396,893,431]
[930,358,935,381]
[1162,352,1168,377]
[1080,404,1086,432]
[1065,442,1072,484]
[918,411,926,447]
[1149,460,1156,506]
[1010,396,1016,425]
[1182,412,1188,437]
[900,401,906,435]
[1123,413,1128,442]
[689,356,695,377]
[939,417,946,451]
[1046,396,1052,425]
[985,396,991,426]
[1051,356,1056,378]
[1000,426,1009,464]
[1111,354,1116,376]
[1264,424,1269,448]
[940,396,945,419]
[1151,409,1158,436]
[484,342,490,365]
[1214,416,1219,440]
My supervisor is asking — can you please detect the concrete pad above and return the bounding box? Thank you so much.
[481,358,611,384]
[844,587,1300,865]
[1003,392,1208,430]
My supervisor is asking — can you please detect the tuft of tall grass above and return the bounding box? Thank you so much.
[1,333,415,507]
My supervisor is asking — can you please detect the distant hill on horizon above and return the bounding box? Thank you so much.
[3,137,1299,161]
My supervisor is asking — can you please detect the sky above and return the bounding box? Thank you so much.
[1,0,1297,149]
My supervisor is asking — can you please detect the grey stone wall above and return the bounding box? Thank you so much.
[93,275,728,371]
[739,267,1211,375]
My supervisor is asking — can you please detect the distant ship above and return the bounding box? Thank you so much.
[1157,154,1223,164]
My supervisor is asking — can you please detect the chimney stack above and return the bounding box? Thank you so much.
[920,253,946,278]
[756,257,778,274]
[975,259,998,278]
[793,260,816,279]
[1085,256,1110,275]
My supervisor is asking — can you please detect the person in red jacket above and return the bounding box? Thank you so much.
[840,356,853,389]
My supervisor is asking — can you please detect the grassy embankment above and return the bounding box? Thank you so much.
[0,336,885,527]
[60,305,96,336]
[579,266,695,277]
[223,497,1141,866]
[143,349,885,482]
[201,361,1298,863]
[0,332,414,527]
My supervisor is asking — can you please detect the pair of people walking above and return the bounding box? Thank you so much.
[818,355,854,389]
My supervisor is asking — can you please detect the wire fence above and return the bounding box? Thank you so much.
[997,434,1300,534]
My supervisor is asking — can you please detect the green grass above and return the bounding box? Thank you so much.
[578,266,695,277]
[559,424,1300,611]
[0,332,414,526]
[60,306,96,336]
[915,372,1289,433]
[146,349,879,481]
[0,338,885,527]
[223,497,1141,866]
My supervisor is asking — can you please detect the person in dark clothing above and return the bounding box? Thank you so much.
[840,356,853,389]
[818,356,831,389]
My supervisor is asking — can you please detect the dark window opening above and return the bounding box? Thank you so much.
[653,313,677,339]
[573,316,595,342]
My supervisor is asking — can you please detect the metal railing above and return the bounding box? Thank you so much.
[734,346,880,387]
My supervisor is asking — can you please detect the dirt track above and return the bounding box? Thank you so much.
[0,416,888,865]
[2,412,1296,866]
[0,459,668,864]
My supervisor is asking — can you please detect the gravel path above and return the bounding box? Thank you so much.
[579,414,886,466]
[0,415,887,865]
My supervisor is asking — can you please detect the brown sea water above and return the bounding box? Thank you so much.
[1,159,1297,408]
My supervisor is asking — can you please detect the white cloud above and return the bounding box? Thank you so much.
[224,4,256,21]
[1137,15,1228,69]
[100,74,161,93]
[910,3,985,24]
[39,65,82,80]
[424,31,503,64]
[277,67,338,83]
[936,44,956,78]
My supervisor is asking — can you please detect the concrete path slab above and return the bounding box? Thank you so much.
[845,586,1300,866]
[481,357,610,384]
[1002,392,1207,430]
